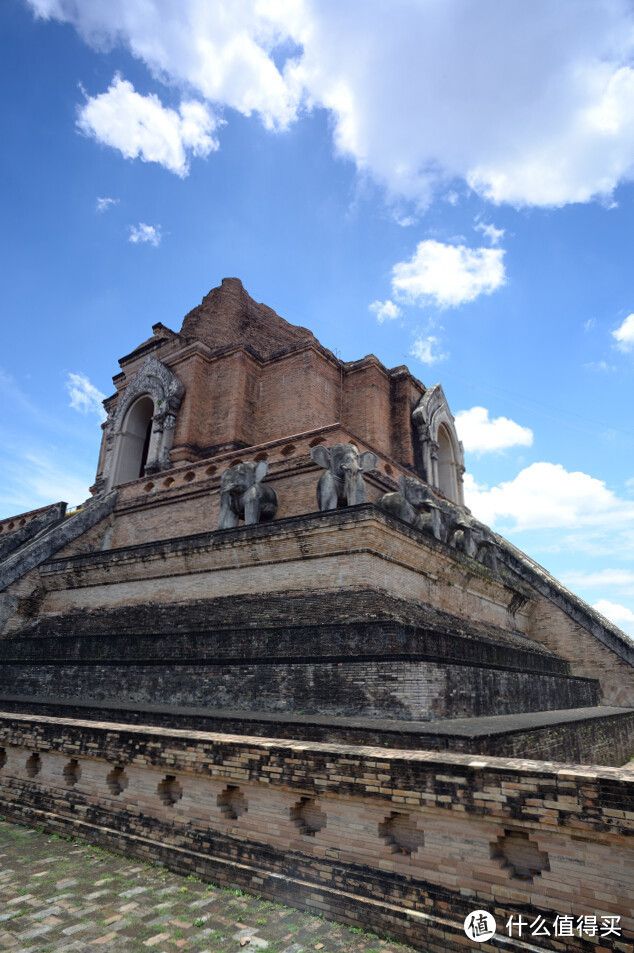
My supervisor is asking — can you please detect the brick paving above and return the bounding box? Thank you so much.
[0,819,417,953]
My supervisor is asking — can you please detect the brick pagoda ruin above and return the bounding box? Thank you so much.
[0,278,633,951]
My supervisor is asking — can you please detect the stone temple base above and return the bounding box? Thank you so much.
[1,695,632,765]
[1,505,633,950]
[0,711,632,953]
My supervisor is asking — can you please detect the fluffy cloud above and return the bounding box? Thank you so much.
[369,299,400,323]
[27,0,634,207]
[65,373,106,420]
[464,462,634,532]
[78,75,221,176]
[30,1,302,130]
[410,335,447,365]
[592,600,634,637]
[96,196,118,212]
[128,223,162,246]
[455,407,533,454]
[391,241,506,309]
[474,221,505,246]
[612,313,634,352]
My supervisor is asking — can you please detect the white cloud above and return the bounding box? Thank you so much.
[592,600,634,637]
[369,299,401,323]
[30,1,302,131]
[455,406,533,454]
[128,223,162,246]
[391,240,506,309]
[474,221,505,246]
[65,373,107,420]
[78,75,221,177]
[410,335,447,365]
[583,360,616,371]
[464,462,634,532]
[27,0,634,208]
[0,448,94,517]
[612,313,634,352]
[583,317,597,331]
[96,196,119,212]
[562,569,634,590]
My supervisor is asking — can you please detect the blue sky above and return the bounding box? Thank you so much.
[1,0,633,635]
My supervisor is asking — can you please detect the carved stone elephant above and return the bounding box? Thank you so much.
[218,461,278,529]
[378,473,499,569]
[310,443,378,510]
[453,512,499,571]
[378,475,443,539]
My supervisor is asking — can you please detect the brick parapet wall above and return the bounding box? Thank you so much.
[0,501,65,536]
[0,713,632,951]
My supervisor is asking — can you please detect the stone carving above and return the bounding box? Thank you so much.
[453,512,499,572]
[377,474,499,570]
[218,461,278,529]
[411,384,465,505]
[377,476,442,539]
[310,443,377,510]
[99,357,185,491]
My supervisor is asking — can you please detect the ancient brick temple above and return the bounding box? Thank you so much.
[0,278,633,952]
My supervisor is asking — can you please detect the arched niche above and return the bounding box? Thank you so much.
[437,423,459,501]
[411,383,465,505]
[112,396,155,485]
[98,357,185,491]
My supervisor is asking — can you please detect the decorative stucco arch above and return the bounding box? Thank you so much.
[100,357,185,490]
[411,383,465,505]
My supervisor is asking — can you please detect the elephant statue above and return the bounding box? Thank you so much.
[378,473,499,569]
[453,512,499,571]
[378,475,443,539]
[310,443,378,510]
[218,461,278,529]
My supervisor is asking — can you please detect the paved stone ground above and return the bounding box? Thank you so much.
[0,819,417,953]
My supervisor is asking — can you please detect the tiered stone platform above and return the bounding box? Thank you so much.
[1,280,633,951]
[1,506,632,765]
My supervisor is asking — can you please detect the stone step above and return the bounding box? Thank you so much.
[0,653,598,721]
[4,590,567,674]
[0,695,631,765]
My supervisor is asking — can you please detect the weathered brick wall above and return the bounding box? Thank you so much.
[2,697,632,766]
[343,359,393,451]
[460,711,634,764]
[171,349,254,457]
[33,509,535,640]
[3,506,630,715]
[0,590,560,672]
[98,311,424,477]
[0,713,632,952]
[0,658,598,720]
[529,596,634,707]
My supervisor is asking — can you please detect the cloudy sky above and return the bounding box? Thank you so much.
[2,0,634,635]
